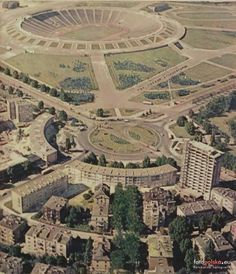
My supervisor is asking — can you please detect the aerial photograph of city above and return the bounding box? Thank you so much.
[0,0,236,273]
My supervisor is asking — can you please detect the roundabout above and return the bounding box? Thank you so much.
[88,122,161,156]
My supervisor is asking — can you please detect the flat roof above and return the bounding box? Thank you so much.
[67,160,177,178]
[11,169,67,197]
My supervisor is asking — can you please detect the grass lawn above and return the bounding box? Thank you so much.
[210,111,236,136]
[184,62,231,83]
[119,108,142,116]
[105,47,187,89]
[210,54,236,70]
[169,124,193,139]
[177,12,236,20]
[68,189,93,210]
[75,1,140,8]
[62,25,121,41]
[131,90,170,105]
[183,29,236,49]
[6,53,98,90]
[127,126,160,146]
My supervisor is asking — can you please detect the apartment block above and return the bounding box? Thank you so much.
[0,251,23,274]
[211,187,236,215]
[31,263,67,274]
[177,200,220,222]
[193,229,234,260]
[143,187,176,230]
[42,196,68,224]
[7,99,33,123]
[11,169,68,213]
[90,237,110,274]
[144,232,174,274]
[0,215,27,246]
[24,224,73,258]
[90,184,110,232]
[180,140,223,200]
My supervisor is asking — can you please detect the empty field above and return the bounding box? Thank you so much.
[105,47,187,89]
[183,29,236,49]
[177,12,236,20]
[210,111,236,136]
[184,62,231,83]
[6,53,98,90]
[169,124,193,139]
[210,54,236,70]
[62,25,122,41]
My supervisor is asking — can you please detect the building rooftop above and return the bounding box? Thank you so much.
[11,169,67,197]
[177,200,220,217]
[0,215,25,230]
[187,140,224,159]
[94,183,110,198]
[211,187,236,201]
[195,229,233,253]
[31,263,67,274]
[43,196,68,211]
[143,186,174,203]
[26,224,72,245]
[67,159,177,177]
[0,251,22,271]
[29,113,57,157]
[145,258,174,274]
[148,233,173,258]
[92,237,110,262]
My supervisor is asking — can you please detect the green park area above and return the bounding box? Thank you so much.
[183,29,236,49]
[105,47,187,89]
[6,53,98,90]
[89,124,160,154]
[210,54,236,70]
[169,123,193,139]
[131,90,170,105]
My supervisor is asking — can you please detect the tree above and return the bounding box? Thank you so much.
[177,116,187,127]
[211,214,223,231]
[96,108,104,117]
[83,152,98,165]
[56,256,67,267]
[194,132,203,142]
[142,156,151,168]
[180,238,192,255]
[126,162,140,169]
[8,86,14,94]
[58,110,68,122]
[12,70,19,79]
[65,138,71,151]
[22,74,29,84]
[16,89,23,97]
[9,245,21,257]
[169,217,192,245]
[111,249,125,270]
[188,109,194,118]
[40,84,47,93]
[38,101,44,109]
[60,90,69,102]
[49,107,56,115]
[205,239,215,260]
[4,67,10,75]
[184,249,195,272]
[50,88,58,97]
[83,237,92,265]
[185,121,195,135]
[45,256,57,265]
[199,216,208,233]
[31,80,38,88]
[123,233,140,272]
[98,154,107,166]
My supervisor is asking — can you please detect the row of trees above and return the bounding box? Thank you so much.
[1,66,94,105]
[111,184,145,272]
[83,152,177,169]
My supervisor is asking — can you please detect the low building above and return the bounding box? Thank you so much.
[11,169,68,213]
[0,215,27,246]
[24,224,73,258]
[31,263,67,274]
[7,99,33,123]
[143,187,176,230]
[2,1,19,9]
[145,232,174,274]
[90,184,110,232]
[211,187,236,215]
[66,160,177,188]
[30,113,57,163]
[177,200,220,222]
[90,237,110,274]
[193,229,234,260]
[42,196,68,224]
[0,251,23,274]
